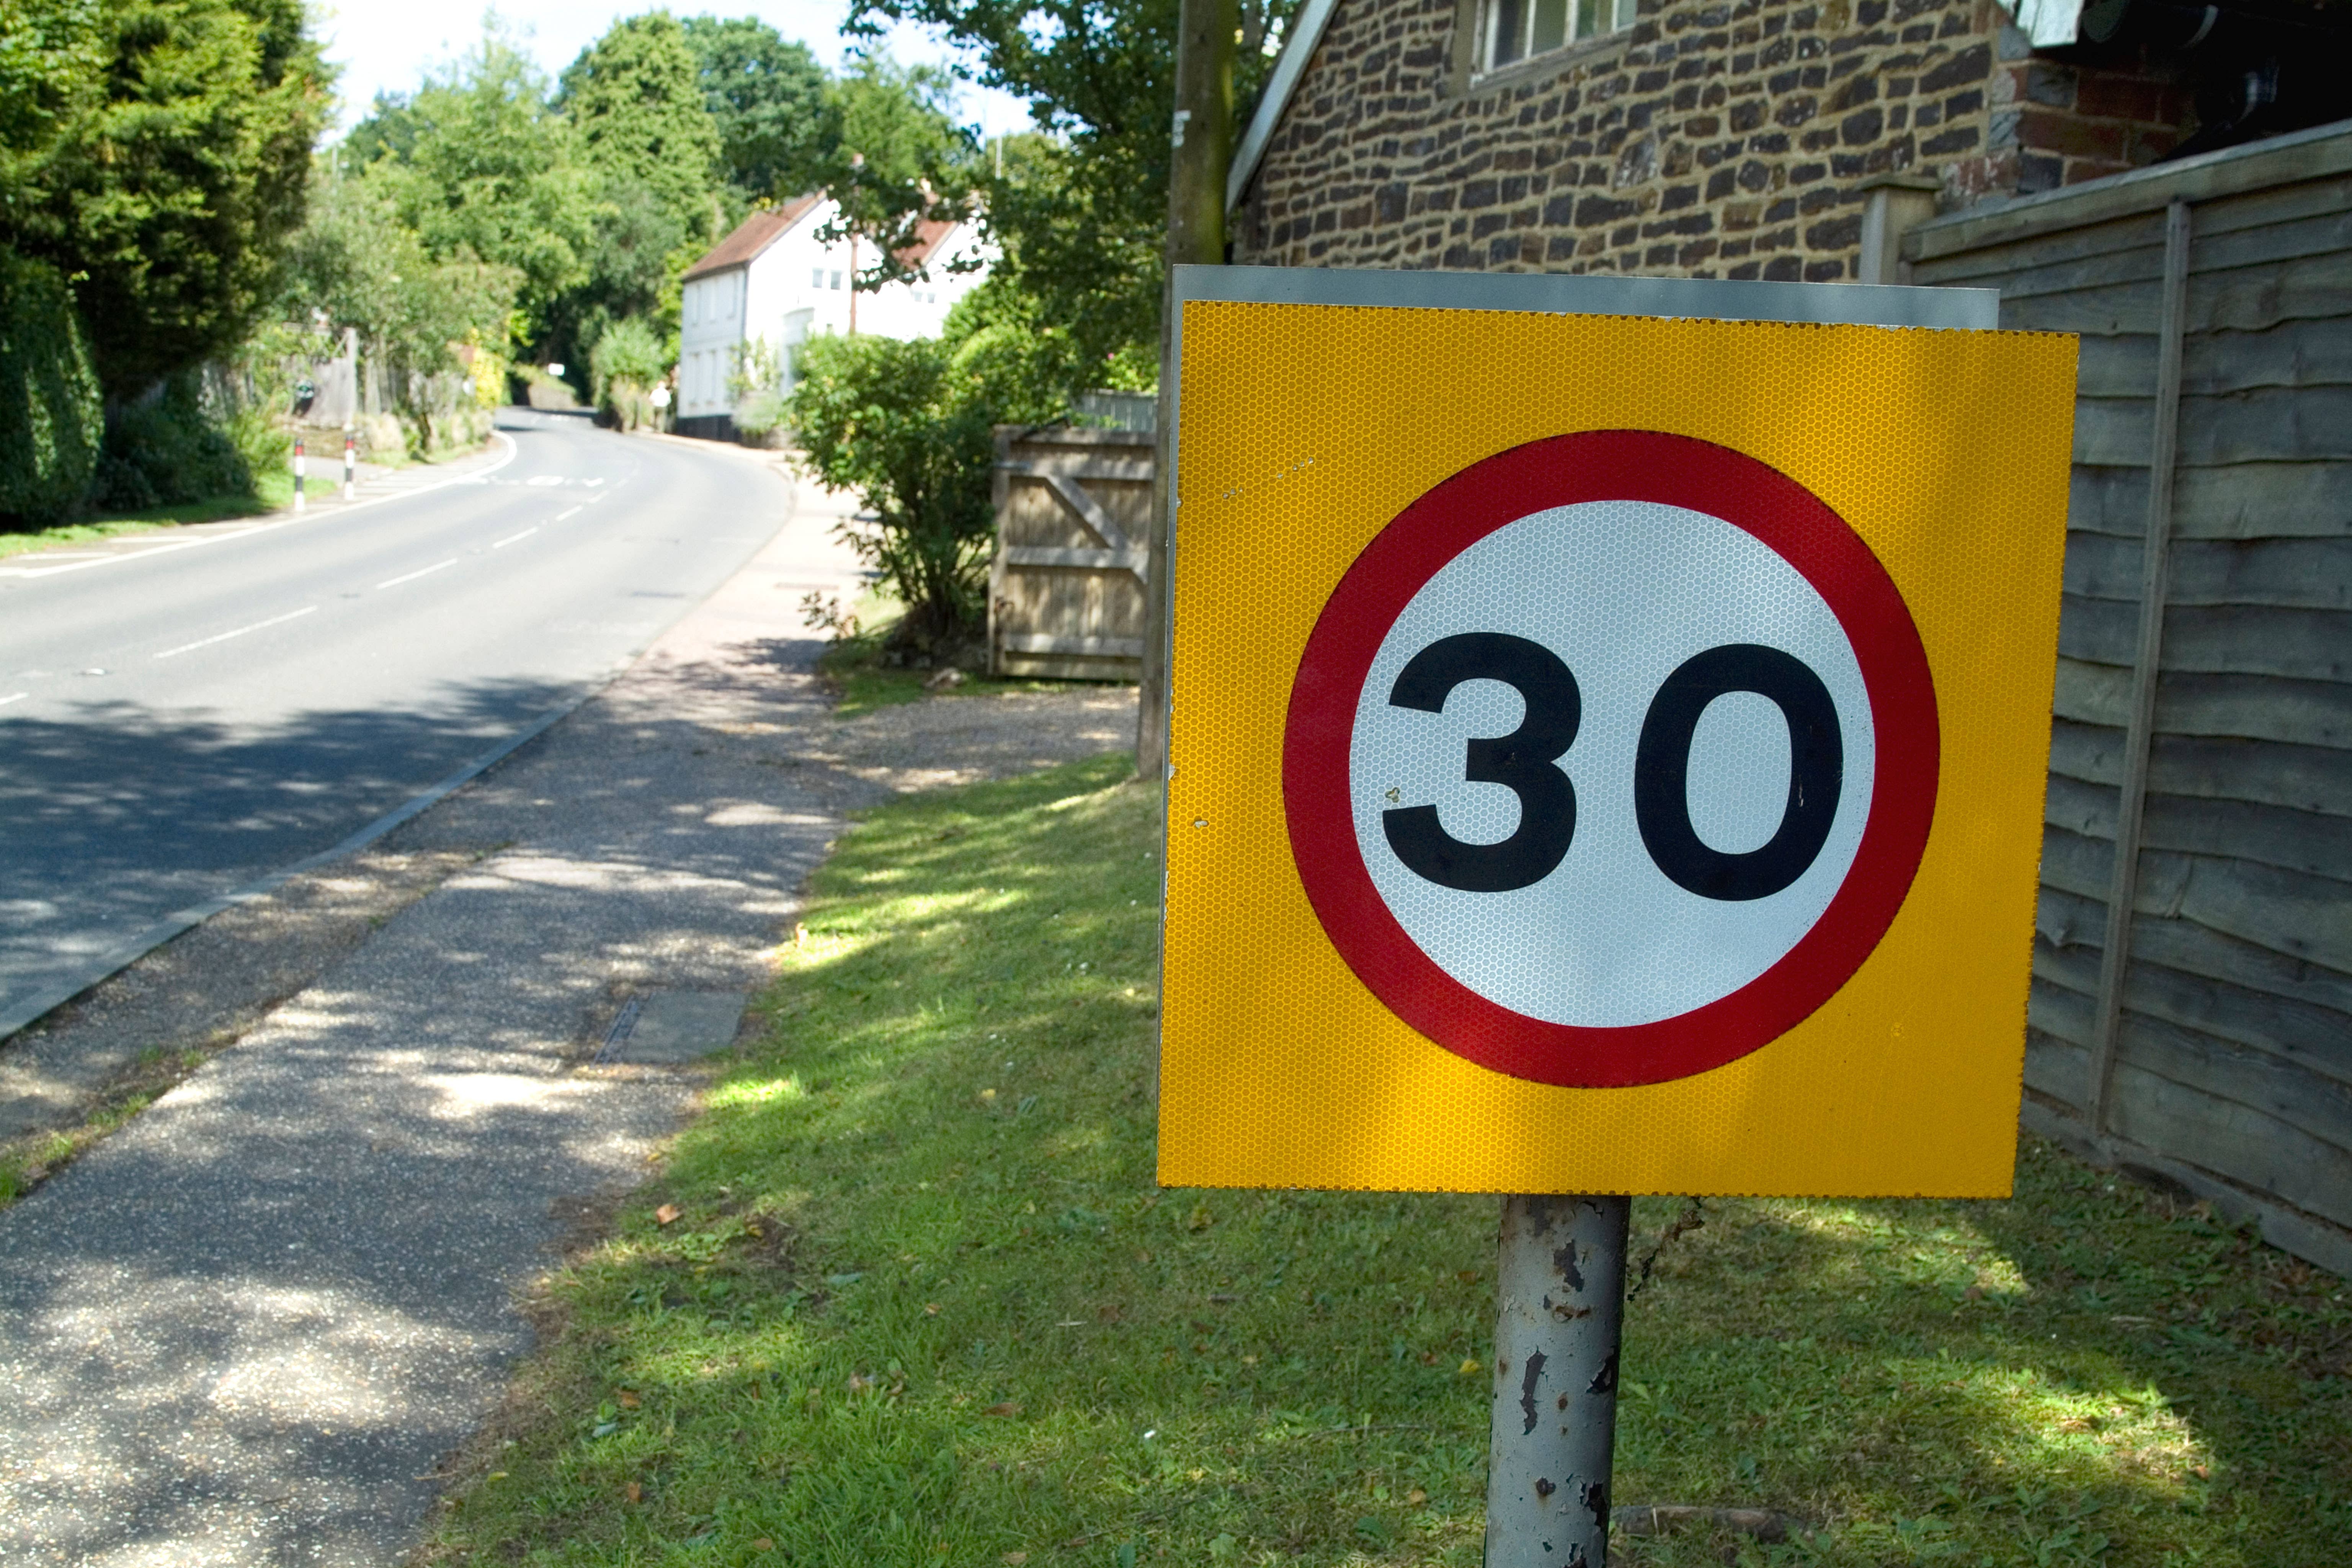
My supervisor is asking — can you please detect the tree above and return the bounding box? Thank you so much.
[0,0,103,216]
[279,162,517,384]
[5,0,333,395]
[552,14,733,379]
[354,27,594,352]
[822,52,978,291]
[679,15,833,203]
[558,13,723,230]
[846,0,1300,366]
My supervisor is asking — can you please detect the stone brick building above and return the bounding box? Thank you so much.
[1229,0,2209,280]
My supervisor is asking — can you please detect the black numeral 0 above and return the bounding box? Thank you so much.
[1382,637,1844,902]
[1382,633,1581,893]
[1634,643,1843,902]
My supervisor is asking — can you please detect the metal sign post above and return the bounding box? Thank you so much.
[1487,1195,1628,1568]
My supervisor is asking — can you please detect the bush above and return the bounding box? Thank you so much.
[589,315,664,431]
[732,385,785,438]
[93,376,253,511]
[787,331,997,661]
[0,249,104,525]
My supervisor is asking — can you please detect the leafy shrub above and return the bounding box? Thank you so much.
[732,385,785,437]
[787,331,997,661]
[93,376,253,511]
[589,315,665,430]
[0,248,103,525]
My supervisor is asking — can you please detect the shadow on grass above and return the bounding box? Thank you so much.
[418,756,2352,1568]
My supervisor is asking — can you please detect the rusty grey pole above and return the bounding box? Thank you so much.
[1486,1193,1630,1568]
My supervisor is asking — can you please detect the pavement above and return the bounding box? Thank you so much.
[0,457,1135,1565]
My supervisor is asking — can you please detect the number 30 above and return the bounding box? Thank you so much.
[1381,633,1845,901]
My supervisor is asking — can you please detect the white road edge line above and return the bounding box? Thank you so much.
[554,505,583,521]
[153,605,319,660]
[492,527,539,549]
[376,558,459,590]
[0,432,521,582]
[0,692,26,709]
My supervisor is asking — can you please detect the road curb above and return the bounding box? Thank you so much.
[0,684,603,1050]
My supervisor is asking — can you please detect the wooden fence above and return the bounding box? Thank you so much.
[988,425,1155,681]
[1906,121,2352,1276]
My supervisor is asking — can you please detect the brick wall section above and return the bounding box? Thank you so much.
[2012,44,2195,191]
[1234,0,2197,279]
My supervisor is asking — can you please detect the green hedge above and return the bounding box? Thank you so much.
[93,377,253,511]
[0,248,103,525]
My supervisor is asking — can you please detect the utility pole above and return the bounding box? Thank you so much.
[1140,0,1237,782]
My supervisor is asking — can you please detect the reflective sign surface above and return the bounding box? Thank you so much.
[1160,293,2077,1197]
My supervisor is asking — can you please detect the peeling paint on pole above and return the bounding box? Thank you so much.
[1486,1194,1628,1568]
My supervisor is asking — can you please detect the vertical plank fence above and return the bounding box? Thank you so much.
[989,426,1155,681]
[1907,121,2352,1276]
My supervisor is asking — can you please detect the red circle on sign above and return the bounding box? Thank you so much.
[1281,430,1939,1088]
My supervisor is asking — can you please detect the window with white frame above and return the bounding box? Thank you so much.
[1485,0,1635,69]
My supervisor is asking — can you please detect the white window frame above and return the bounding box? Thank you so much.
[1484,0,1637,71]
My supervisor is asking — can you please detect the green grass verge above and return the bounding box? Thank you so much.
[421,755,2351,1567]
[0,474,289,560]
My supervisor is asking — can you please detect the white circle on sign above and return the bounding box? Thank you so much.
[1347,499,1875,1029]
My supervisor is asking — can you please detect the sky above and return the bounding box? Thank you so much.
[317,0,1036,138]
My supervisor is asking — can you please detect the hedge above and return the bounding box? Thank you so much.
[0,247,103,525]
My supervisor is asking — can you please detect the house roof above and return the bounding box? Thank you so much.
[897,216,963,268]
[680,194,822,282]
[1227,0,1343,213]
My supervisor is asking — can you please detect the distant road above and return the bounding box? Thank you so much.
[0,410,813,1033]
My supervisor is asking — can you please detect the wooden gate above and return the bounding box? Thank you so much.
[1907,122,2352,1276]
[988,425,1154,681]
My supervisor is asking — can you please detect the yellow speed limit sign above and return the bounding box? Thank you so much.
[1157,268,2077,1199]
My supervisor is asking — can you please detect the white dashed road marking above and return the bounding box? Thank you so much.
[153,606,320,660]
[377,559,459,591]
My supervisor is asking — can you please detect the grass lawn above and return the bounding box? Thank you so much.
[0,472,292,562]
[420,755,2352,1567]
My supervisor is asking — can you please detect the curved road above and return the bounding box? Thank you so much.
[0,410,823,1036]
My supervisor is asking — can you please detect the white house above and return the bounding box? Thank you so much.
[674,195,991,439]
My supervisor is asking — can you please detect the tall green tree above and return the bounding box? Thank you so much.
[679,15,833,203]
[4,0,332,395]
[279,161,517,383]
[0,0,103,215]
[553,13,728,372]
[822,52,976,289]
[558,13,723,230]
[354,28,593,351]
[846,0,1298,366]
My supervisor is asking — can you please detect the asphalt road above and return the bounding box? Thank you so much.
[0,410,812,1035]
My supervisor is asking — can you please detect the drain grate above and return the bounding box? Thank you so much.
[595,996,644,1064]
[595,990,748,1065]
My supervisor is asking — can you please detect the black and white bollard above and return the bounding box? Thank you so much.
[293,436,305,514]
[342,426,355,500]
[1486,1194,1630,1568]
